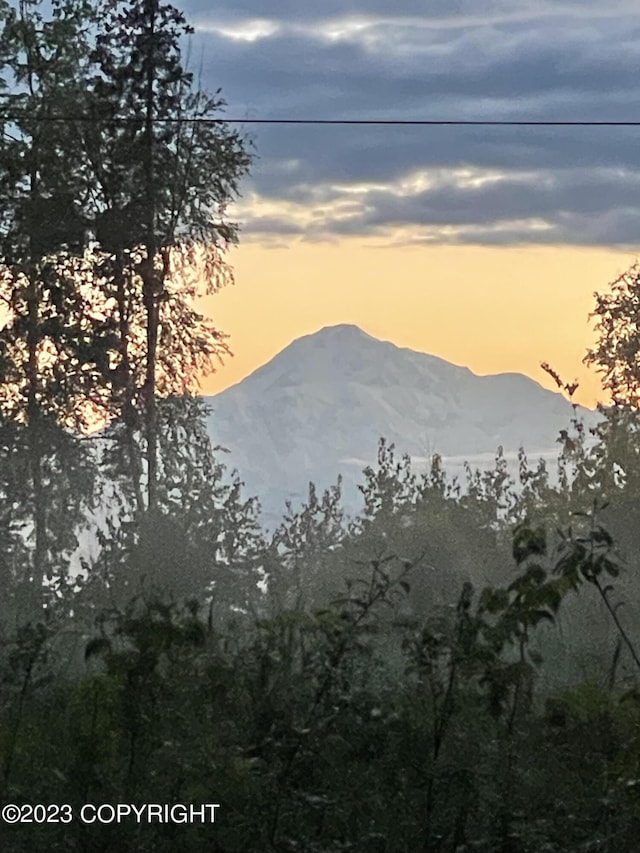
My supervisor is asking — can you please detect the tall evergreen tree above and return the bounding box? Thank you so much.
[77,0,252,512]
[0,0,97,608]
[0,0,253,606]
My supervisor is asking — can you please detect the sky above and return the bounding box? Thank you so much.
[180,0,640,408]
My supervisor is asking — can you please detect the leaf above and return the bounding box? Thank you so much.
[512,524,546,564]
[591,527,613,546]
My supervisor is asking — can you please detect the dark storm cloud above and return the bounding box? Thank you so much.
[181,0,640,246]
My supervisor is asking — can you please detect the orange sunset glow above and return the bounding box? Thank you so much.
[199,241,634,410]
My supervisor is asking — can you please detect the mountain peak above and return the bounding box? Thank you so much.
[298,323,375,345]
[205,326,598,522]
[316,323,370,335]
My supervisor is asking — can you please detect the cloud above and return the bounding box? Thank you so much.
[182,0,640,246]
[187,0,639,28]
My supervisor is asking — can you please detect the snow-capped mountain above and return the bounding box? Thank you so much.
[204,324,595,525]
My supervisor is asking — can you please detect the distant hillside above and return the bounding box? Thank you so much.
[204,325,596,526]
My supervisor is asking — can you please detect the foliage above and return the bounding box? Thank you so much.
[0,0,253,612]
[585,262,640,406]
[4,501,640,852]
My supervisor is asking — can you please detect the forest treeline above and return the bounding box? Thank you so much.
[4,0,640,851]
[7,398,640,853]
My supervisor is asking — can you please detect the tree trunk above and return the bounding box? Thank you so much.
[25,276,46,595]
[142,0,159,513]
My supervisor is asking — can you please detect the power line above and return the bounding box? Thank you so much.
[210,119,640,127]
[1,114,640,126]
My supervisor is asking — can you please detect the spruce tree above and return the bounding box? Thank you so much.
[78,0,252,512]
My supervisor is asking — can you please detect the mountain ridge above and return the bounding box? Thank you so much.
[204,324,594,523]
